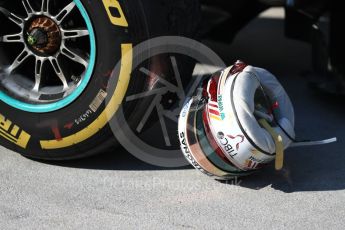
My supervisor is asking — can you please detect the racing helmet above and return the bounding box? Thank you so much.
[178,61,335,180]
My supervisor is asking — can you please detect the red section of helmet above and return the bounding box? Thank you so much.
[230,60,248,75]
[207,74,220,102]
[227,134,245,151]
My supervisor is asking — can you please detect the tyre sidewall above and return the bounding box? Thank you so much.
[0,0,132,158]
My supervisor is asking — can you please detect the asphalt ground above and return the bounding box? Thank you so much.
[1,8,345,230]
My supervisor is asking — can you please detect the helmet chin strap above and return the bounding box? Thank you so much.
[290,138,338,147]
[255,102,336,171]
[258,119,285,171]
[252,74,337,151]
[255,108,337,148]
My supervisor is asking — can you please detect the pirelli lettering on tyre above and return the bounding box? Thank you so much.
[0,113,31,149]
[102,0,129,27]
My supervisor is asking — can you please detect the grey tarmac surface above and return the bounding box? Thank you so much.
[1,8,345,230]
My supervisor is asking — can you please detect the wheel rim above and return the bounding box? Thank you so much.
[0,0,96,113]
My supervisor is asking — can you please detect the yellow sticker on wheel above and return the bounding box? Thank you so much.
[0,113,31,149]
[40,43,133,150]
[102,0,129,27]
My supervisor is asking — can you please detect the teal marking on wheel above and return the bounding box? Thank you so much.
[0,0,96,113]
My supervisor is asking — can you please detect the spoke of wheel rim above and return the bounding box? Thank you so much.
[41,0,50,13]
[0,7,24,28]
[33,57,45,92]
[156,103,171,146]
[55,1,76,25]
[136,96,161,133]
[22,0,34,16]
[7,48,31,74]
[140,67,179,92]
[61,44,88,67]
[61,29,89,39]
[170,56,185,98]
[49,57,69,90]
[0,33,23,43]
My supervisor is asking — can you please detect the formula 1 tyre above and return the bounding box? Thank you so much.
[0,0,200,160]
